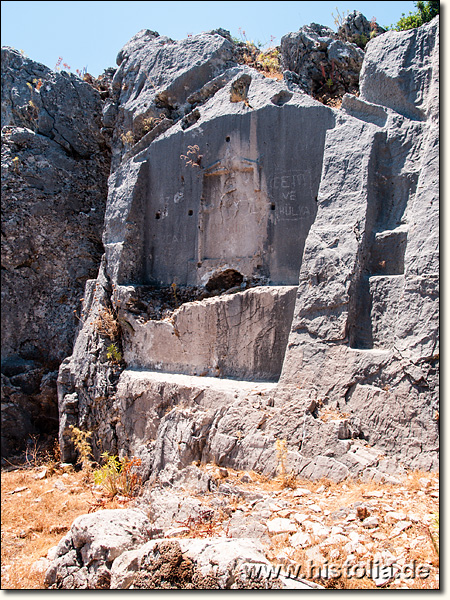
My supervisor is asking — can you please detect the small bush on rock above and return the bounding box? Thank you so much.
[106,343,122,365]
[94,306,120,341]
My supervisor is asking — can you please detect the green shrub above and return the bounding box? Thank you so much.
[391,1,439,31]
[106,343,122,365]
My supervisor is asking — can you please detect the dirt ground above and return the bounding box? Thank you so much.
[1,455,439,590]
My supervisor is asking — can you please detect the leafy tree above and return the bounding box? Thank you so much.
[392,1,439,31]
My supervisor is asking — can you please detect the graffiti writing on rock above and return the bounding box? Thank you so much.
[268,171,314,220]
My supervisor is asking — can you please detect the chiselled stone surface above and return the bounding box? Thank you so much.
[103,71,335,287]
[111,370,276,470]
[1,48,110,455]
[121,286,297,380]
[279,16,439,472]
[54,17,439,480]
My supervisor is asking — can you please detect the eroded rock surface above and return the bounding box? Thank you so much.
[280,23,364,102]
[1,15,438,481]
[1,48,111,455]
[44,504,310,589]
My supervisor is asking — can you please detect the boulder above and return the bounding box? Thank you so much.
[338,11,386,47]
[44,509,157,589]
[46,525,291,589]
[109,537,285,589]
[280,23,364,101]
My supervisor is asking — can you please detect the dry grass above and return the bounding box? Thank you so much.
[0,466,132,589]
[318,407,350,422]
[1,460,439,590]
[236,42,282,81]
[1,468,86,588]
[93,306,120,341]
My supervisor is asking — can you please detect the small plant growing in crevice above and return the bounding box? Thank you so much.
[12,156,20,174]
[94,306,120,341]
[332,6,350,28]
[141,113,165,134]
[275,438,288,477]
[275,438,297,489]
[106,342,122,365]
[181,144,202,168]
[25,81,39,121]
[121,130,135,147]
[369,16,379,40]
[93,452,142,498]
[171,282,179,308]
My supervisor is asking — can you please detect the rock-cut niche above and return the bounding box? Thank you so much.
[348,131,411,351]
[124,106,335,381]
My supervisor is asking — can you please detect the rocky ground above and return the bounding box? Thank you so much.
[1,453,439,589]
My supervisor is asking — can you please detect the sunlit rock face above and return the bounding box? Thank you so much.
[2,17,438,478]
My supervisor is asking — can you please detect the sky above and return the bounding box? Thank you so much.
[1,0,426,77]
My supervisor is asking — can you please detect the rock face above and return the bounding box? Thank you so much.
[1,16,439,479]
[280,16,439,474]
[1,48,111,455]
[53,16,439,480]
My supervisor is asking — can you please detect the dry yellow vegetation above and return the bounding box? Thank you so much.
[1,459,439,590]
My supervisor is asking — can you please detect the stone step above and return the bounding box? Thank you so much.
[121,368,278,394]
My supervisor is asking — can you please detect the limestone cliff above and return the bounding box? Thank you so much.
[1,16,438,479]
[1,49,111,455]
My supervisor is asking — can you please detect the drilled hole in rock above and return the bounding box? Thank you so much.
[270,203,276,210]
[188,209,193,216]
[155,212,161,220]
[226,136,230,142]
[205,269,244,293]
